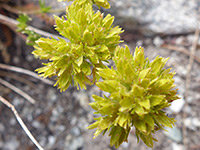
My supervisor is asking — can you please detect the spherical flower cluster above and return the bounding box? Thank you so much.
[32,0,123,91]
[88,46,179,148]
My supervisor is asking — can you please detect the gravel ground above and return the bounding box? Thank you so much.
[0,31,200,150]
[0,1,200,150]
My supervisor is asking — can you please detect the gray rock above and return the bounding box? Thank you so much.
[170,95,185,113]
[44,0,72,11]
[42,0,198,35]
[163,127,182,142]
[121,142,129,149]
[172,143,185,150]
[108,0,198,35]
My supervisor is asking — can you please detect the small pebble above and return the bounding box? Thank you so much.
[26,55,34,62]
[163,127,182,142]
[9,118,16,126]
[170,96,185,113]
[47,88,57,102]
[192,118,200,127]
[32,120,41,128]
[184,117,200,130]
[187,34,195,44]
[48,135,56,146]
[136,40,143,46]
[70,117,77,125]
[12,97,23,106]
[4,137,19,150]
[153,36,164,47]
[175,36,185,45]
[172,142,185,150]
[121,142,129,148]
[71,127,81,136]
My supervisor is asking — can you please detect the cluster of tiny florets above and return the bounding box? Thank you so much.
[32,0,123,91]
[88,46,179,147]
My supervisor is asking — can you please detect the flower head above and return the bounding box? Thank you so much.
[32,0,123,91]
[88,46,179,148]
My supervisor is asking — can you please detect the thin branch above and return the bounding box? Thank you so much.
[0,78,35,104]
[0,63,53,85]
[0,96,44,150]
[161,44,200,63]
[182,25,200,148]
[0,70,35,88]
[0,4,41,14]
[0,3,65,15]
[0,14,68,41]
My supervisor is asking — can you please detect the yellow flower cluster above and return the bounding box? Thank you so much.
[33,0,123,91]
[88,46,179,147]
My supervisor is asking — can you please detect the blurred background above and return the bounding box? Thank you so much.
[0,0,200,150]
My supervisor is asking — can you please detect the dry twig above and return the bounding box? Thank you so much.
[161,44,200,63]
[0,3,40,14]
[0,78,35,104]
[182,25,200,148]
[0,14,68,41]
[0,63,53,85]
[0,96,44,150]
[0,70,35,88]
[0,3,65,15]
